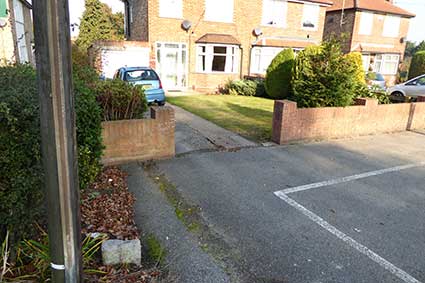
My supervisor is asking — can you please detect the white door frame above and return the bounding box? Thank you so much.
[155,42,188,90]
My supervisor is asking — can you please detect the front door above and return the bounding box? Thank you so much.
[156,43,187,90]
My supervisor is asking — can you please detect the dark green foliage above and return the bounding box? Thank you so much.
[95,79,148,121]
[0,61,104,253]
[0,65,43,250]
[265,48,295,99]
[222,78,268,97]
[291,41,367,108]
[223,79,257,96]
[408,51,425,79]
[76,0,124,51]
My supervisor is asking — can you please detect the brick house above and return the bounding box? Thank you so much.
[123,0,332,91]
[0,0,34,66]
[323,0,415,85]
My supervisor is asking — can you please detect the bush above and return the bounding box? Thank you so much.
[265,48,295,99]
[223,79,257,96]
[0,63,104,253]
[291,41,366,108]
[0,65,43,252]
[95,79,148,121]
[408,51,425,79]
[345,52,366,84]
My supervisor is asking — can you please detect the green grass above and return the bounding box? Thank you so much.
[146,234,167,265]
[167,95,274,142]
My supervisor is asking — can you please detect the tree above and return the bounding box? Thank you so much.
[76,0,124,51]
[265,48,295,99]
[345,52,366,84]
[291,40,367,108]
[408,51,425,79]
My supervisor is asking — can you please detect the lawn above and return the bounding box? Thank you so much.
[167,95,275,142]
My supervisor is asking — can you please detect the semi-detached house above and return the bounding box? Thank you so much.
[323,0,415,85]
[123,0,332,91]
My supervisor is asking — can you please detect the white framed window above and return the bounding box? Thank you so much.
[159,0,183,18]
[362,54,371,71]
[301,3,320,31]
[382,15,400,37]
[196,44,239,73]
[262,0,288,28]
[374,54,399,75]
[358,11,374,35]
[204,0,233,23]
[250,47,302,74]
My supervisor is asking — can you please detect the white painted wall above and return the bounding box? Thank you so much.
[100,48,150,78]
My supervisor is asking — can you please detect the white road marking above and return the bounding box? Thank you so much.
[274,191,422,283]
[277,162,425,195]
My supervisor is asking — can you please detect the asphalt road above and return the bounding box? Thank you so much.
[156,131,425,283]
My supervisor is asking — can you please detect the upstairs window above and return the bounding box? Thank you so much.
[196,44,239,73]
[205,0,234,23]
[382,15,400,37]
[301,3,320,30]
[159,0,183,18]
[358,11,373,35]
[262,0,288,28]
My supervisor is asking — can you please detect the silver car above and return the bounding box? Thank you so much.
[366,72,386,91]
[387,74,425,98]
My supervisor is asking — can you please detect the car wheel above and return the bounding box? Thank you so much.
[391,91,404,97]
[158,101,166,106]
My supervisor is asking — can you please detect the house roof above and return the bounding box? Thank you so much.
[196,34,241,45]
[327,0,415,18]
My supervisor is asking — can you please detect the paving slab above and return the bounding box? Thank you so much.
[169,104,257,150]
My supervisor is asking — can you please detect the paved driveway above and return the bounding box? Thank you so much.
[156,131,425,283]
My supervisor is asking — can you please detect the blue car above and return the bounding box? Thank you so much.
[114,67,166,106]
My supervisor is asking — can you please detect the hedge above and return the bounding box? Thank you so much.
[408,51,425,79]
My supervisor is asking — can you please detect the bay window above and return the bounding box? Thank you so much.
[196,44,239,73]
[374,54,399,75]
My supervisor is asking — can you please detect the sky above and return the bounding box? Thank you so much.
[68,0,425,42]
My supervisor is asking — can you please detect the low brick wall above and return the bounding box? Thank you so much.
[102,106,175,165]
[272,98,425,144]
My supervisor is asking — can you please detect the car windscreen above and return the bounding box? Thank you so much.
[124,70,159,82]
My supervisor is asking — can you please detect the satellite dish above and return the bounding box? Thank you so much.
[0,19,7,28]
[253,28,263,37]
[400,37,406,44]
[181,20,192,31]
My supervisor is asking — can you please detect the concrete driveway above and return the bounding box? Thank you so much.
[155,131,425,283]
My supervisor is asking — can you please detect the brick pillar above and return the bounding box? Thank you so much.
[272,100,298,144]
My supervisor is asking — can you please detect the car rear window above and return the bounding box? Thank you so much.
[124,70,159,82]
[366,72,385,81]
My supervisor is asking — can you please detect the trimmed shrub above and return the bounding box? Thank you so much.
[95,79,148,121]
[265,48,295,99]
[223,79,257,96]
[345,52,366,84]
[408,51,425,79]
[291,41,366,108]
[0,65,43,250]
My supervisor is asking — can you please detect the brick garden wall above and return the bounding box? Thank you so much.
[272,98,425,144]
[101,106,175,165]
